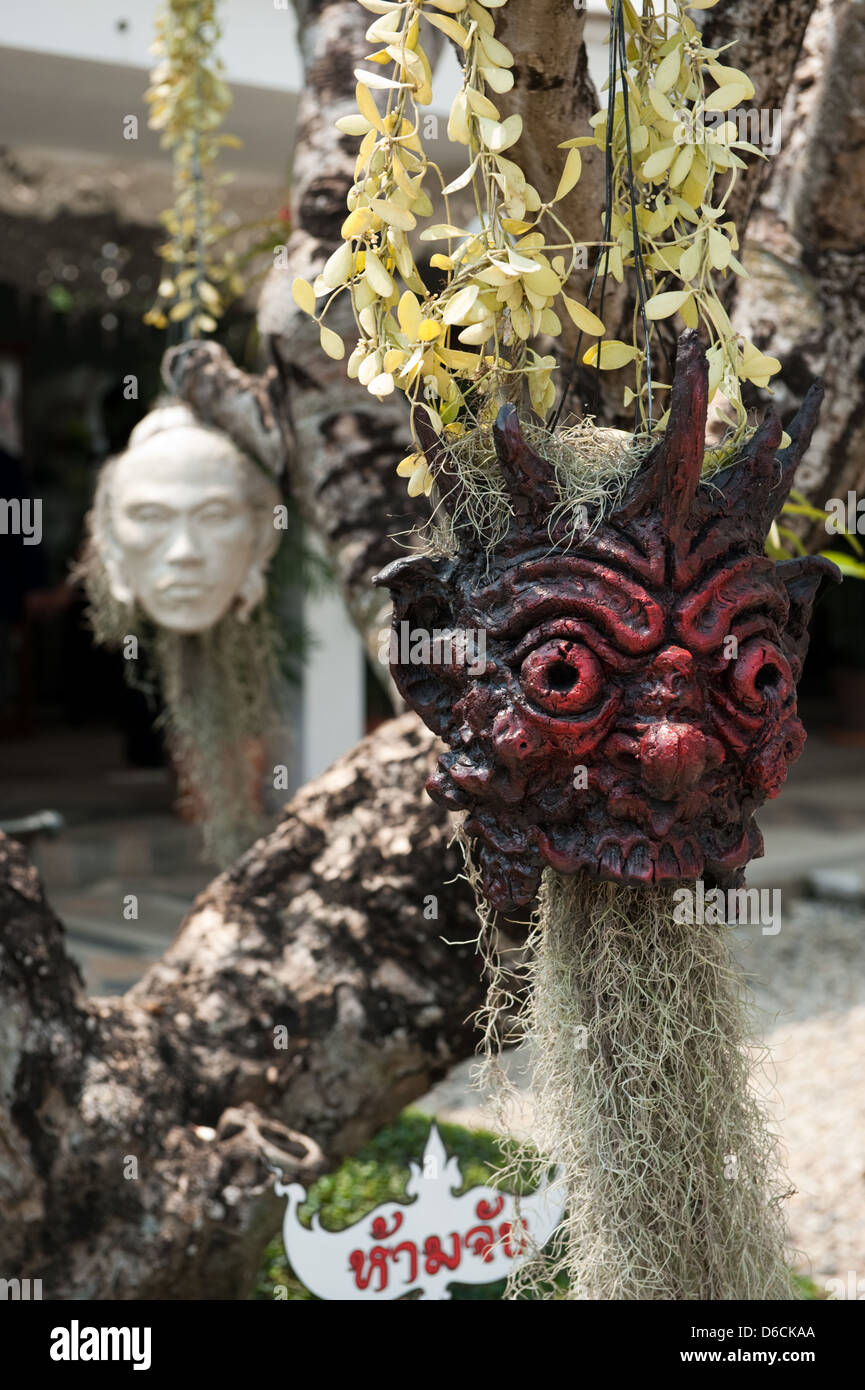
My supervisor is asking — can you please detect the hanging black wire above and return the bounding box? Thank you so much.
[549,0,654,436]
[615,1,654,432]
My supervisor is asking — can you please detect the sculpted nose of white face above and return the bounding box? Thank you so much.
[164,520,204,565]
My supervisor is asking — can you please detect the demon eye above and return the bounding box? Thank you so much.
[729,639,793,712]
[520,639,603,717]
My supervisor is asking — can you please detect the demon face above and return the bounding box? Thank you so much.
[375,333,839,911]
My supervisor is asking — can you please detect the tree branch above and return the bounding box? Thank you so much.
[0,715,497,1299]
[696,0,819,236]
[731,0,865,546]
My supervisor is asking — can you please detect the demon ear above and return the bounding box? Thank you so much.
[716,381,825,540]
[373,552,467,737]
[776,554,841,677]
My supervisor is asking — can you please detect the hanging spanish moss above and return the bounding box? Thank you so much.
[152,613,283,863]
[422,418,649,560]
[477,872,797,1302]
[79,543,283,865]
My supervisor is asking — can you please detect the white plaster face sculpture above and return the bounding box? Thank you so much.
[96,405,280,634]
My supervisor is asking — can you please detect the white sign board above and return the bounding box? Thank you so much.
[276,1125,564,1300]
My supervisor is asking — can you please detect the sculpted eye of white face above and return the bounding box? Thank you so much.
[106,429,262,633]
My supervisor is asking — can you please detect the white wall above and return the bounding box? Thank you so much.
[2,0,610,101]
[299,541,365,783]
[1,0,301,90]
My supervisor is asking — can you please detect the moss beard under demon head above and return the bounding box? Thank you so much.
[374,333,840,912]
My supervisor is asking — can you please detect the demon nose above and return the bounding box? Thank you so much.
[638,721,707,800]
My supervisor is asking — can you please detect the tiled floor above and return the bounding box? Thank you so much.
[50,873,213,994]
[3,727,214,992]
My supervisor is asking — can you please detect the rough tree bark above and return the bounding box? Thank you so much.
[1,0,861,1300]
[494,0,609,348]
[0,717,509,1299]
[695,0,819,234]
[730,0,865,548]
[256,0,437,673]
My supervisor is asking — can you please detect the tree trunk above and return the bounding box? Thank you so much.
[257,0,438,675]
[695,0,819,234]
[0,715,507,1299]
[730,0,865,547]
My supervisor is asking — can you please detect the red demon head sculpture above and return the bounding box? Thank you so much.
[374,333,839,911]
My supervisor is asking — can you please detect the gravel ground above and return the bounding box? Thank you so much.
[743,898,865,1293]
[417,895,865,1296]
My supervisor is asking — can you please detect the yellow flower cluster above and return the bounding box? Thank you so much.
[144,0,246,335]
[295,0,781,492]
[291,0,601,496]
[583,0,780,434]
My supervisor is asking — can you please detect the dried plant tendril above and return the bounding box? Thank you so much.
[580,0,780,439]
[292,0,604,495]
[296,0,780,497]
[79,543,284,866]
[144,0,281,335]
[423,418,649,558]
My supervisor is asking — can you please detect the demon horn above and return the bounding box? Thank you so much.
[621,330,709,543]
[719,379,825,536]
[493,403,559,523]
